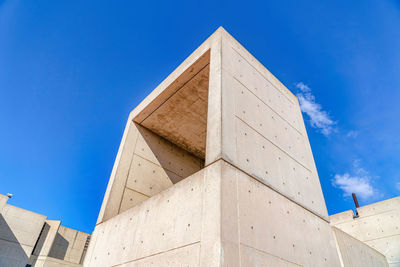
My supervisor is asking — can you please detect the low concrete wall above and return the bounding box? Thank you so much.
[331,197,400,266]
[333,226,388,267]
[84,164,207,266]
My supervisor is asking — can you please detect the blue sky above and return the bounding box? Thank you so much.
[1,0,399,233]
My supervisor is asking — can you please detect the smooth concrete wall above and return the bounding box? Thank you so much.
[84,164,213,266]
[97,121,204,224]
[0,204,46,267]
[219,160,341,266]
[332,226,388,267]
[331,197,400,267]
[218,30,328,220]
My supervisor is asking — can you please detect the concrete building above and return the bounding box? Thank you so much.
[0,194,90,267]
[83,27,395,266]
[331,197,400,266]
[0,194,46,266]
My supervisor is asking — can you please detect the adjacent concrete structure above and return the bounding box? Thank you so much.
[85,27,373,266]
[0,194,90,267]
[331,197,400,267]
[332,226,388,267]
[0,198,46,266]
[28,222,91,267]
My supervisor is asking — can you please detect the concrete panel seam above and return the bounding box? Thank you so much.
[221,31,297,102]
[117,129,140,214]
[130,152,185,180]
[97,114,135,225]
[0,236,39,248]
[225,69,303,137]
[240,242,302,266]
[123,187,151,198]
[230,46,295,105]
[235,168,242,267]
[235,115,312,173]
[363,233,400,243]
[219,158,330,223]
[111,241,200,267]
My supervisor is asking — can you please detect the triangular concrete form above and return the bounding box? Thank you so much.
[84,27,346,266]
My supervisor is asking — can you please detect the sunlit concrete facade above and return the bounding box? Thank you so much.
[84,28,392,266]
[0,194,90,267]
[331,197,400,266]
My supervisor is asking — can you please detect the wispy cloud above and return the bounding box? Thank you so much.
[346,130,359,138]
[332,160,377,200]
[296,82,336,136]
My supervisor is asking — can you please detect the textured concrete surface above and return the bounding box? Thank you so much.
[87,27,390,266]
[332,226,388,267]
[220,161,341,266]
[141,64,209,159]
[219,29,327,220]
[97,121,204,223]
[331,197,400,266]
[84,165,207,266]
[86,160,343,267]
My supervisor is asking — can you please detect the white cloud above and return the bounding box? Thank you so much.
[296,82,336,136]
[332,173,374,199]
[296,82,312,93]
[332,160,376,200]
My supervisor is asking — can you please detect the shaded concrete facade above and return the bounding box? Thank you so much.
[0,194,90,267]
[0,198,46,266]
[28,222,91,267]
[331,197,400,266]
[85,28,392,266]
